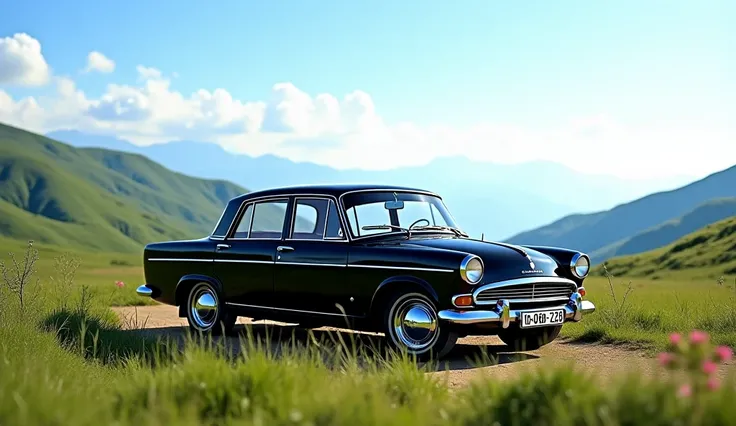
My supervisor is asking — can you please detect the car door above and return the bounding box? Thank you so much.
[214,197,289,306]
[273,197,353,316]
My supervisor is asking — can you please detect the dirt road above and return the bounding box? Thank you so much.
[112,305,732,388]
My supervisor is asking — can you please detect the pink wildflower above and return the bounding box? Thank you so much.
[702,360,718,375]
[658,352,675,367]
[669,333,682,346]
[115,280,125,288]
[678,384,692,397]
[689,330,709,345]
[707,377,721,391]
[715,346,733,362]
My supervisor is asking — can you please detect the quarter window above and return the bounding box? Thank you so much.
[233,204,254,238]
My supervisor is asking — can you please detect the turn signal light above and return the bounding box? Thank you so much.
[454,295,473,307]
[578,287,587,297]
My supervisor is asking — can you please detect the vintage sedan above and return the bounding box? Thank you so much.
[137,184,595,358]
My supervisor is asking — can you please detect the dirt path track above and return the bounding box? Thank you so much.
[112,305,731,388]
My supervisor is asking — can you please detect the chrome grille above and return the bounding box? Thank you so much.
[475,282,575,304]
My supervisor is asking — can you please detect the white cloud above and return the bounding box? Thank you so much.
[84,51,115,73]
[0,33,50,86]
[136,65,162,80]
[0,37,733,180]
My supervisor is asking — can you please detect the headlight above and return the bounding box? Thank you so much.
[570,253,590,279]
[460,255,484,284]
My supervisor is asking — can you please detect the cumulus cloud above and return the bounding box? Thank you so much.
[84,51,115,73]
[0,33,50,86]
[0,35,733,179]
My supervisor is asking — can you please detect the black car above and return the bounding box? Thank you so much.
[137,184,595,358]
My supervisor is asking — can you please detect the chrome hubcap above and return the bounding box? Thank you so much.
[190,286,218,329]
[392,298,439,351]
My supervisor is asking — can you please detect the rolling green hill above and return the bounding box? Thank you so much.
[591,197,736,261]
[597,215,736,279]
[506,164,736,263]
[0,122,246,252]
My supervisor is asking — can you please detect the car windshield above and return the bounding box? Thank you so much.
[341,191,463,238]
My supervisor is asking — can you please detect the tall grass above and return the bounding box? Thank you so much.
[2,243,736,425]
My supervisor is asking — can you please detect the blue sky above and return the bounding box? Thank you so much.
[0,0,734,178]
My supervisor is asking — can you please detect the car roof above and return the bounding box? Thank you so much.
[233,183,439,202]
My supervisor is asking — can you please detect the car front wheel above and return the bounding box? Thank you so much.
[497,325,561,351]
[383,292,457,360]
[186,282,236,335]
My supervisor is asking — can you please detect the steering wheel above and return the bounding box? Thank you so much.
[408,218,430,229]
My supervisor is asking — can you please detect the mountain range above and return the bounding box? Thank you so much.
[47,130,694,241]
[0,123,244,252]
[507,165,736,263]
[1,122,733,266]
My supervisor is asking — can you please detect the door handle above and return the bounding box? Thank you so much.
[276,246,294,252]
[216,244,231,250]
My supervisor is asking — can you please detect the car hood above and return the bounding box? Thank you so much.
[401,237,562,283]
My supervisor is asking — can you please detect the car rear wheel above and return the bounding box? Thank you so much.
[186,282,236,335]
[497,325,561,351]
[383,292,457,360]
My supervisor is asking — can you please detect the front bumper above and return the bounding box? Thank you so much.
[437,292,595,328]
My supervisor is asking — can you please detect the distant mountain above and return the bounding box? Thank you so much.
[592,198,736,261]
[598,216,736,279]
[47,130,694,240]
[0,123,246,252]
[506,165,736,263]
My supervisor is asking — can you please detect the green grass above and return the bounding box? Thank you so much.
[563,274,736,351]
[2,242,736,425]
[0,238,150,307]
[3,282,736,426]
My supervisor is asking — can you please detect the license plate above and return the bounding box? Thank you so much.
[519,309,565,329]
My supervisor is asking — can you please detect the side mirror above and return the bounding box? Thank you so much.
[384,200,405,210]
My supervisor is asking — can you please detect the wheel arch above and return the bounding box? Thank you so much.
[175,274,224,316]
[368,275,439,321]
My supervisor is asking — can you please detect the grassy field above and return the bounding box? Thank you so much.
[563,273,736,350]
[2,272,736,425]
[3,239,736,424]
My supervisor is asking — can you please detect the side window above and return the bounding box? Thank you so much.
[233,204,254,238]
[291,198,345,240]
[292,199,326,239]
[250,200,288,239]
[325,200,345,240]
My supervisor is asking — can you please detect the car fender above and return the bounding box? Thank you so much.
[368,274,440,315]
[175,274,224,308]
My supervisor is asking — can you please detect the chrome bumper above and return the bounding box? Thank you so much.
[437,292,595,328]
[136,284,153,297]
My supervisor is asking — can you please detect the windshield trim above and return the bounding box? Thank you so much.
[338,189,461,241]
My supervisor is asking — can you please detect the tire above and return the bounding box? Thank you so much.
[497,325,561,351]
[185,282,236,335]
[382,292,457,360]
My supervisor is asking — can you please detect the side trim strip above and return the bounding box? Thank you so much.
[226,302,360,318]
[147,258,212,262]
[277,261,346,268]
[214,259,274,265]
[348,264,454,273]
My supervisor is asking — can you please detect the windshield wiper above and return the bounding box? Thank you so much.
[412,225,468,238]
[361,224,411,238]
